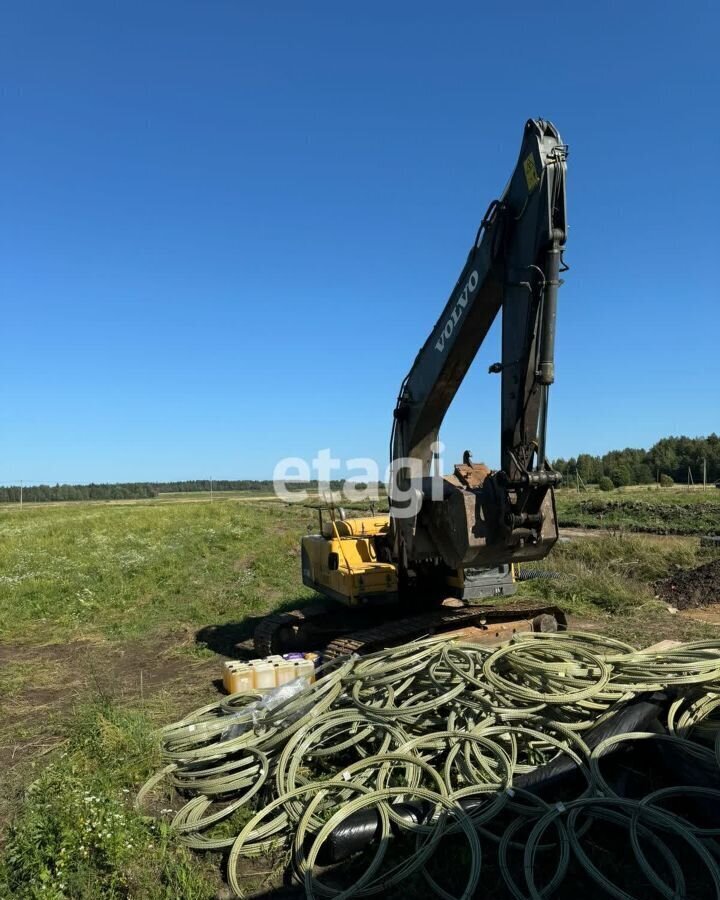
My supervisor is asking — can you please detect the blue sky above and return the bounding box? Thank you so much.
[2,1,718,484]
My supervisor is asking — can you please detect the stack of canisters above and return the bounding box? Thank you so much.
[222,654,317,694]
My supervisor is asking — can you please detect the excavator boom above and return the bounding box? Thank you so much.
[390,118,568,574]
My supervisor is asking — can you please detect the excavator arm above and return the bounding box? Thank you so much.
[390,118,568,575]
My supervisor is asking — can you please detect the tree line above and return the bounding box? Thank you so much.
[0,479,344,504]
[2,435,717,503]
[553,434,720,487]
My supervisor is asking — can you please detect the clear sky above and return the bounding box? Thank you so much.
[2,1,718,484]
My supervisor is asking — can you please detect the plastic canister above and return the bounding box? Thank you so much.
[275,659,300,685]
[296,658,316,683]
[222,661,241,693]
[252,662,277,690]
[227,664,254,694]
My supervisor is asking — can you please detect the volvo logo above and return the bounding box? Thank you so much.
[434,270,478,352]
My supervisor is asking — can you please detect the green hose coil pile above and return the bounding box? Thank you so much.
[137,632,720,898]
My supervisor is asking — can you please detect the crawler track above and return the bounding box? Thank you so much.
[253,601,567,658]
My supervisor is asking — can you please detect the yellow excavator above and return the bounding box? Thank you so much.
[255,119,568,657]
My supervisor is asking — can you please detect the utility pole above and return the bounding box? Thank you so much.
[19,480,23,510]
[704,457,707,492]
[210,477,213,503]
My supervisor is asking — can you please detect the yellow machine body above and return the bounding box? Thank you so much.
[301,513,516,608]
[301,515,398,607]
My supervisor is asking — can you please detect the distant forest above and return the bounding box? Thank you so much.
[2,435,718,503]
[552,434,720,487]
[0,479,342,504]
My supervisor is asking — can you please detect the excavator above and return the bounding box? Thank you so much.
[255,118,568,658]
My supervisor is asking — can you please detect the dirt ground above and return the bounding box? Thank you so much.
[654,558,720,609]
[0,631,221,824]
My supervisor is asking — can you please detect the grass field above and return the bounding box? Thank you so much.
[1,494,719,897]
[555,484,720,535]
[0,499,315,644]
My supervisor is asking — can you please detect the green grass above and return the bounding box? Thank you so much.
[555,485,720,535]
[517,532,718,645]
[0,500,316,644]
[0,700,221,900]
[0,498,318,897]
[156,490,282,502]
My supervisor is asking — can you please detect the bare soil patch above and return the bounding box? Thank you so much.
[0,631,220,821]
[654,559,720,609]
